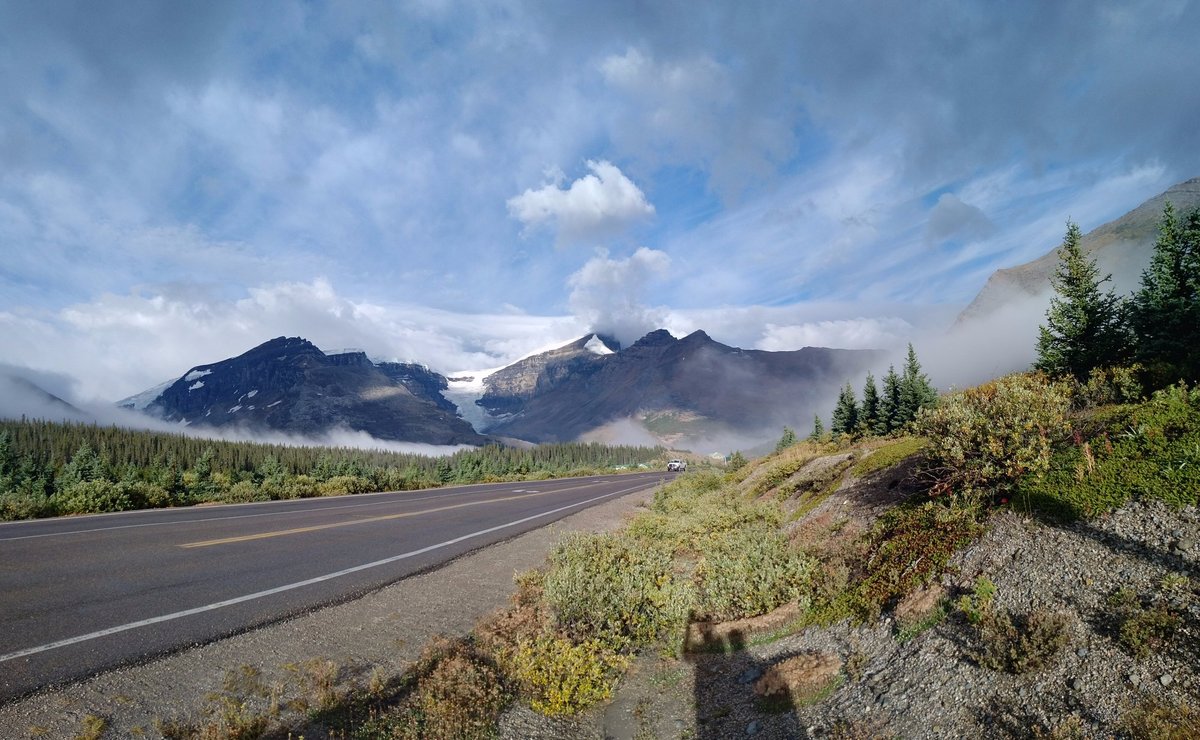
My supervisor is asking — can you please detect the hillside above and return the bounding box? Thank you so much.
[958,177,1200,325]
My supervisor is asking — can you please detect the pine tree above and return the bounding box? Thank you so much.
[776,426,798,452]
[1130,203,1200,384]
[831,382,859,436]
[877,365,901,434]
[1034,220,1129,380]
[898,344,938,424]
[860,372,880,435]
[808,415,825,441]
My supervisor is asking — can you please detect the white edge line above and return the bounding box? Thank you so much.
[0,480,659,664]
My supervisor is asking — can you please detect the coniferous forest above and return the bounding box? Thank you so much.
[0,419,663,521]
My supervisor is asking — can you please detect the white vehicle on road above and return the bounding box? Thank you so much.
[667,459,687,472]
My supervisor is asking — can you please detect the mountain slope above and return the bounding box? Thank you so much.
[143,336,486,445]
[957,177,1200,324]
[482,329,882,448]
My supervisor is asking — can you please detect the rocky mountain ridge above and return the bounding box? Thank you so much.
[133,336,486,445]
[957,176,1200,324]
[479,328,884,448]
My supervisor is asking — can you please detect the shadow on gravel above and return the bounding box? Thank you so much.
[687,628,804,740]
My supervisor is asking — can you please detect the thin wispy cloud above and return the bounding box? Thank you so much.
[0,1,1197,410]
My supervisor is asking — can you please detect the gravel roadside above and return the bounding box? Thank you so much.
[0,486,656,739]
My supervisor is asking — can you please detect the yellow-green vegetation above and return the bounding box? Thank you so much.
[956,577,997,625]
[383,638,509,740]
[851,437,927,478]
[694,523,813,622]
[505,635,628,717]
[1105,587,1181,658]
[541,532,694,652]
[914,372,1072,503]
[972,607,1070,674]
[1121,697,1200,740]
[74,715,107,740]
[1019,382,1200,519]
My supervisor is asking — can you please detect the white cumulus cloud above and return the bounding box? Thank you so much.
[567,247,671,347]
[757,317,914,351]
[507,160,655,245]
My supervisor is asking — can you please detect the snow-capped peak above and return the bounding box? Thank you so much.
[584,334,615,355]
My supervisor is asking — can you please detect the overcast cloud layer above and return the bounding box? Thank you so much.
[2,1,1199,405]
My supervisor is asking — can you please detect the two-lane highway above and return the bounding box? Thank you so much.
[0,471,671,701]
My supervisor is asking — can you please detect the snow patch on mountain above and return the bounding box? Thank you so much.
[185,369,212,382]
[585,334,615,355]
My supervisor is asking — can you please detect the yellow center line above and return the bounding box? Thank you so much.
[178,483,599,548]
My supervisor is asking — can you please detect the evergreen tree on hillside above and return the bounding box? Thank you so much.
[860,372,880,434]
[776,426,798,452]
[831,382,859,436]
[898,344,938,423]
[1129,203,1200,384]
[1034,220,1129,379]
[877,365,902,435]
[808,414,824,441]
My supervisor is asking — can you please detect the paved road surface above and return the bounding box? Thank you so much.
[0,471,671,702]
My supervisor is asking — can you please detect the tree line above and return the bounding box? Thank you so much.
[805,343,939,442]
[0,419,663,520]
[1035,202,1200,388]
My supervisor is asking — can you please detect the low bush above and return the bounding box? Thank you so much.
[915,372,1071,504]
[541,533,694,653]
[505,634,627,717]
[1106,587,1180,658]
[1122,697,1200,740]
[52,479,131,515]
[974,607,1070,674]
[391,640,509,739]
[694,524,814,622]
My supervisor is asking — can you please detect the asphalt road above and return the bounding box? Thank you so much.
[0,471,672,702]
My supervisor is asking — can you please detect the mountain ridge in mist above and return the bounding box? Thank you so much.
[957,176,1200,325]
[479,328,884,451]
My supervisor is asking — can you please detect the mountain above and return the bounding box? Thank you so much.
[957,177,1200,324]
[0,371,89,422]
[477,329,883,449]
[135,336,486,445]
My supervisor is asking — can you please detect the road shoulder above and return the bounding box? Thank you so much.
[0,486,655,738]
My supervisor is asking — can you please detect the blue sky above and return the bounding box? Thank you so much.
[2,1,1199,401]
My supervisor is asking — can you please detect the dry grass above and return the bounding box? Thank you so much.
[753,651,843,707]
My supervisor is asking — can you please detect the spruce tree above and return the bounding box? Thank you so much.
[809,414,825,441]
[878,365,902,435]
[1130,203,1200,384]
[898,344,937,424]
[831,382,859,436]
[1034,220,1129,380]
[860,372,880,435]
[776,426,798,452]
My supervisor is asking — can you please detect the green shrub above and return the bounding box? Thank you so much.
[317,475,373,496]
[53,479,131,514]
[0,483,53,520]
[956,577,997,625]
[541,533,694,653]
[1074,365,1145,408]
[694,524,814,622]
[506,635,627,717]
[915,372,1071,503]
[1019,383,1200,518]
[1106,587,1180,658]
[974,607,1070,674]
[223,480,269,503]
